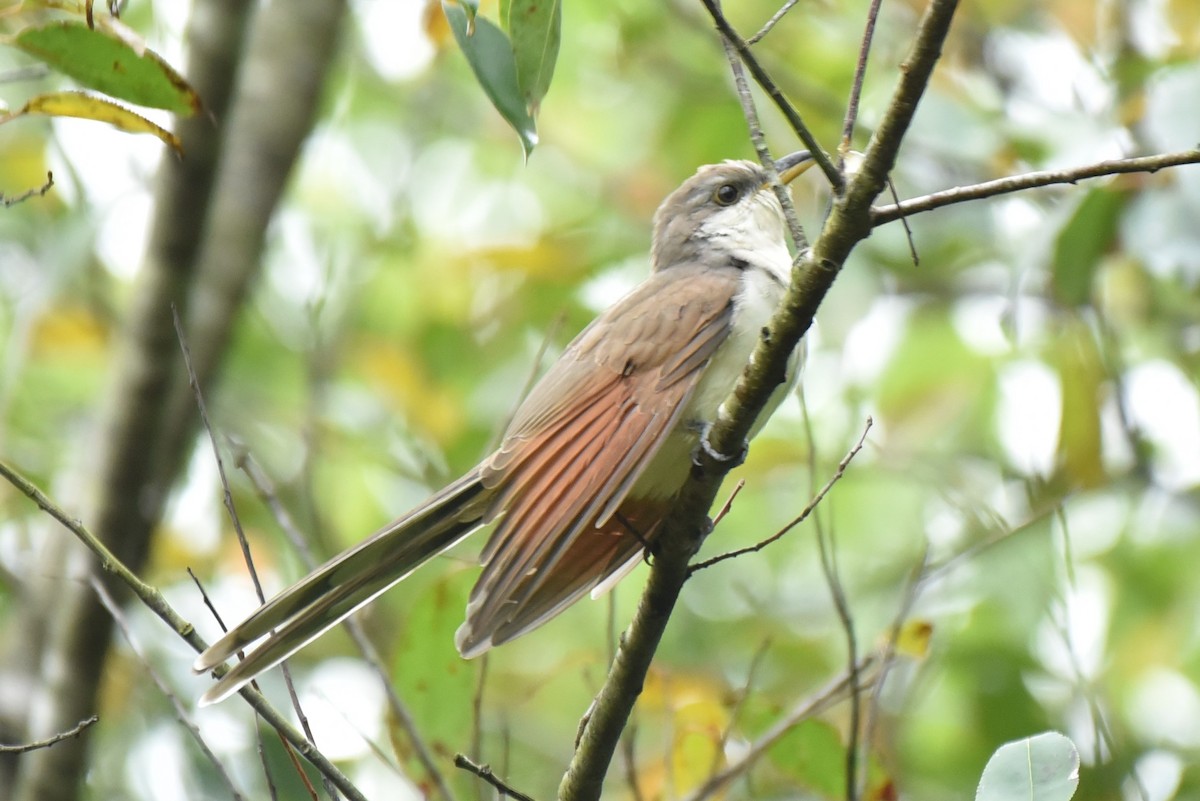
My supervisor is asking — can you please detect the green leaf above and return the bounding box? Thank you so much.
[1051,187,1124,307]
[770,719,848,798]
[1053,316,1105,488]
[442,0,538,157]
[504,0,561,115]
[387,571,476,778]
[975,732,1080,801]
[12,21,200,115]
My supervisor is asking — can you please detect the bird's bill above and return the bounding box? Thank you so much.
[774,150,815,185]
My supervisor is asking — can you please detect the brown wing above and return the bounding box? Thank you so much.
[455,265,739,656]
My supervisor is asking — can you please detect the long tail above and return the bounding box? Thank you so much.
[194,469,488,705]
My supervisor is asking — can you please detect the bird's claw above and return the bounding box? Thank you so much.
[691,422,748,468]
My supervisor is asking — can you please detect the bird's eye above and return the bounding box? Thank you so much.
[714,183,740,206]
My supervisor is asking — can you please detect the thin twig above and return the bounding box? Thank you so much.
[805,409,859,801]
[711,478,746,527]
[0,459,371,801]
[454,754,539,801]
[188,567,228,630]
[0,65,52,83]
[172,306,333,798]
[886,177,919,266]
[621,719,644,801]
[707,637,772,778]
[747,0,798,44]
[0,716,97,754]
[690,418,872,573]
[683,655,879,801]
[91,577,247,801]
[188,567,288,801]
[491,310,567,451]
[702,0,842,190]
[721,38,810,256]
[871,149,1200,225]
[236,448,458,801]
[172,305,264,606]
[1,171,54,207]
[256,717,287,801]
[860,546,929,797]
[840,0,883,154]
[471,654,489,801]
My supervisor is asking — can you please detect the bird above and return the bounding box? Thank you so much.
[194,151,815,705]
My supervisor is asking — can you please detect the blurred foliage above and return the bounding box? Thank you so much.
[0,3,199,152]
[0,0,1199,799]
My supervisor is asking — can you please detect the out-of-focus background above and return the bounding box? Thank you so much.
[1,0,1198,799]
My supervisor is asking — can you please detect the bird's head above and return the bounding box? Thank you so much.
[650,151,813,272]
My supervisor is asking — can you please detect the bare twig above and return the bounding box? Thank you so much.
[690,418,872,573]
[747,0,798,45]
[454,754,539,801]
[187,567,228,630]
[91,577,247,801]
[721,38,810,253]
[859,546,929,797]
[492,310,567,451]
[840,0,883,153]
[172,305,264,606]
[0,716,97,754]
[0,459,370,801]
[236,448,458,801]
[711,478,746,528]
[796,382,858,801]
[470,655,489,801]
[1,171,54,207]
[886,177,919,266]
[871,149,1200,225]
[683,656,880,801]
[173,306,333,798]
[621,719,644,801]
[708,637,772,778]
[701,0,843,190]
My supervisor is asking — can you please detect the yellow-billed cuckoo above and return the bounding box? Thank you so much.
[194,152,815,704]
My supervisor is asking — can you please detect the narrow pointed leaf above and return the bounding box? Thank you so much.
[1051,187,1124,307]
[442,0,537,157]
[12,21,200,115]
[504,0,561,114]
[3,91,181,154]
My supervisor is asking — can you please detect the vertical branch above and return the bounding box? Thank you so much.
[559,1,962,797]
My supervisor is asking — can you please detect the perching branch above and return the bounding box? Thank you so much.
[872,148,1200,225]
[559,2,961,799]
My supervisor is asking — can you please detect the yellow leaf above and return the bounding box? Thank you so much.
[30,304,109,356]
[1053,316,1106,488]
[892,619,934,659]
[349,337,464,441]
[2,91,181,154]
[636,668,731,799]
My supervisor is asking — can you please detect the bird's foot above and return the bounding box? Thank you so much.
[690,421,748,468]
